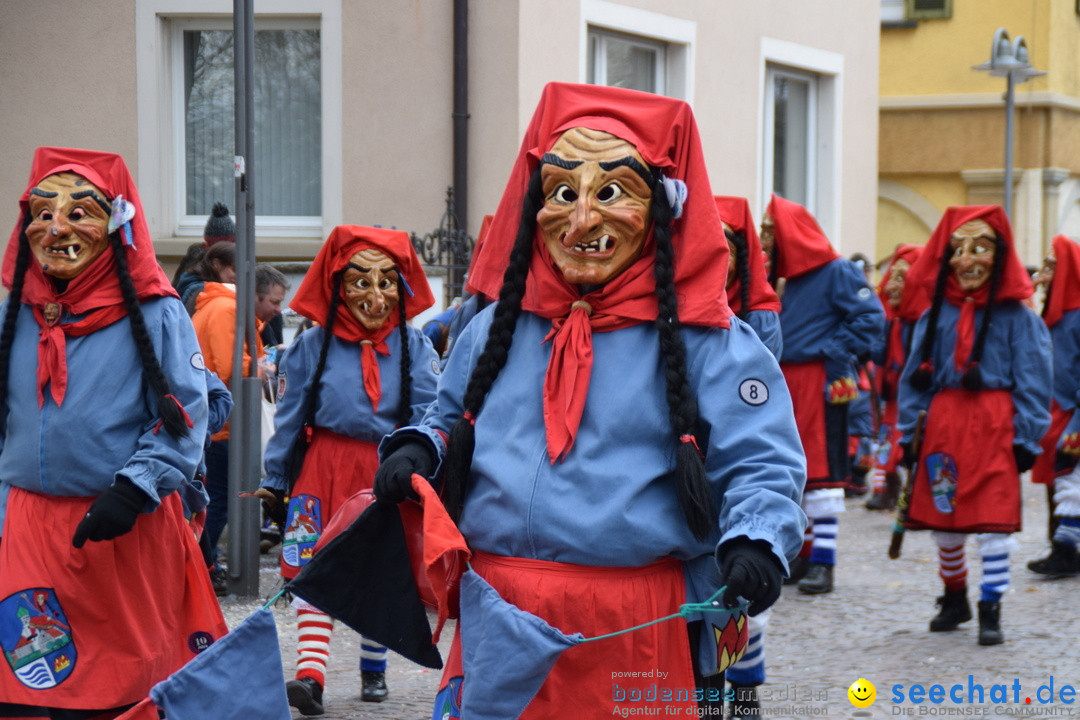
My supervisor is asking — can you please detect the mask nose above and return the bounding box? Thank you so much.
[563,195,601,248]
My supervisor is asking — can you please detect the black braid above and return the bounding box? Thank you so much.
[650,174,714,540]
[110,233,190,438]
[395,275,413,428]
[726,229,751,321]
[301,271,343,431]
[442,167,544,521]
[0,222,32,435]
[909,246,955,392]
[961,236,1007,390]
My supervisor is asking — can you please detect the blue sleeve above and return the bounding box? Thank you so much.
[1011,309,1053,453]
[204,369,234,438]
[897,314,933,443]
[820,261,886,377]
[745,310,783,359]
[261,328,318,492]
[116,299,210,506]
[407,327,442,424]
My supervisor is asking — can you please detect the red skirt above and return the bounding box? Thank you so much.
[907,389,1021,533]
[1032,400,1072,485]
[781,361,831,485]
[279,428,379,579]
[0,489,227,710]
[437,552,698,718]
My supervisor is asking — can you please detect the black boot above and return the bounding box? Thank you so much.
[782,556,810,585]
[978,600,1004,646]
[929,588,972,631]
[1027,541,1080,579]
[361,670,389,703]
[286,677,325,716]
[797,563,833,595]
[728,683,761,719]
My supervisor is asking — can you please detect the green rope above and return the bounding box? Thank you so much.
[579,585,744,644]
[262,586,288,610]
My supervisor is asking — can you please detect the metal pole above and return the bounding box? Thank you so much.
[452,0,468,231]
[1003,71,1015,221]
[229,0,260,598]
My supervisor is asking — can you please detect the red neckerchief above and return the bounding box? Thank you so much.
[287,226,435,413]
[1043,234,1080,328]
[525,239,661,462]
[944,280,989,373]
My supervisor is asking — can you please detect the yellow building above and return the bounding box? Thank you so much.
[878,0,1080,267]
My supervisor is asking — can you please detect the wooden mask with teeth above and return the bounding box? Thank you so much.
[948,219,996,293]
[536,127,653,286]
[26,172,111,280]
[342,248,400,331]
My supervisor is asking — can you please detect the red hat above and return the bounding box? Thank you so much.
[903,205,1032,305]
[289,225,435,340]
[713,196,780,315]
[1042,234,1080,328]
[466,81,731,328]
[765,193,840,280]
[3,146,175,303]
[878,244,927,321]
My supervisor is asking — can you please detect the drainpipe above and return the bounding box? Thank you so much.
[453,0,468,231]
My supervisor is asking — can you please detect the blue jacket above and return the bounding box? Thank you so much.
[898,301,1052,453]
[745,310,783,359]
[261,324,440,493]
[385,305,806,599]
[779,258,885,382]
[0,296,210,529]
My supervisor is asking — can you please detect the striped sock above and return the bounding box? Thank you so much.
[977,534,1010,603]
[296,607,334,687]
[936,543,967,593]
[808,517,838,565]
[1053,517,1080,549]
[725,611,768,686]
[869,466,886,494]
[799,521,814,559]
[359,638,388,673]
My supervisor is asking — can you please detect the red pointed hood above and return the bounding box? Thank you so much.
[713,196,780,315]
[1043,234,1080,327]
[765,193,840,280]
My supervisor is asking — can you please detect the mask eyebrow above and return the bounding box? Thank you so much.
[540,153,583,171]
[599,156,654,185]
[345,262,399,275]
[69,189,111,213]
[29,188,59,199]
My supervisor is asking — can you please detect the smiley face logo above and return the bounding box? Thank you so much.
[848,678,876,708]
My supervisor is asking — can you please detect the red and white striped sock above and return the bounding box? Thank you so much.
[296,607,334,687]
[799,520,814,559]
[937,542,967,593]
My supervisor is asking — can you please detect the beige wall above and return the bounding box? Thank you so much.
[0,0,880,277]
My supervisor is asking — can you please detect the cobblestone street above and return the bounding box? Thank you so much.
[218,479,1080,719]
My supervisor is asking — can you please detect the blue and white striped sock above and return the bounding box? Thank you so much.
[359,638,388,673]
[977,534,1010,603]
[809,516,838,566]
[1053,517,1080,549]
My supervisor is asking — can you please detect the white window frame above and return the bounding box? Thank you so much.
[135,0,343,244]
[763,65,819,212]
[588,28,667,95]
[580,0,695,102]
[758,38,843,243]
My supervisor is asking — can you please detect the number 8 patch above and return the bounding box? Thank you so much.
[738,378,768,406]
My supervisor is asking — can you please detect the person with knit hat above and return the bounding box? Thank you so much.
[865,244,926,511]
[0,147,226,718]
[898,206,1051,645]
[202,201,236,246]
[1026,234,1080,577]
[256,225,439,714]
[372,82,806,718]
[762,194,885,595]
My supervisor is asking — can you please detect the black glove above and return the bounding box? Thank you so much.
[256,487,287,527]
[1014,445,1036,474]
[716,540,784,617]
[373,438,437,504]
[72,478,147,548]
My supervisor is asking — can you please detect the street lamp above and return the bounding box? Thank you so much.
[972,28,1046,220]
